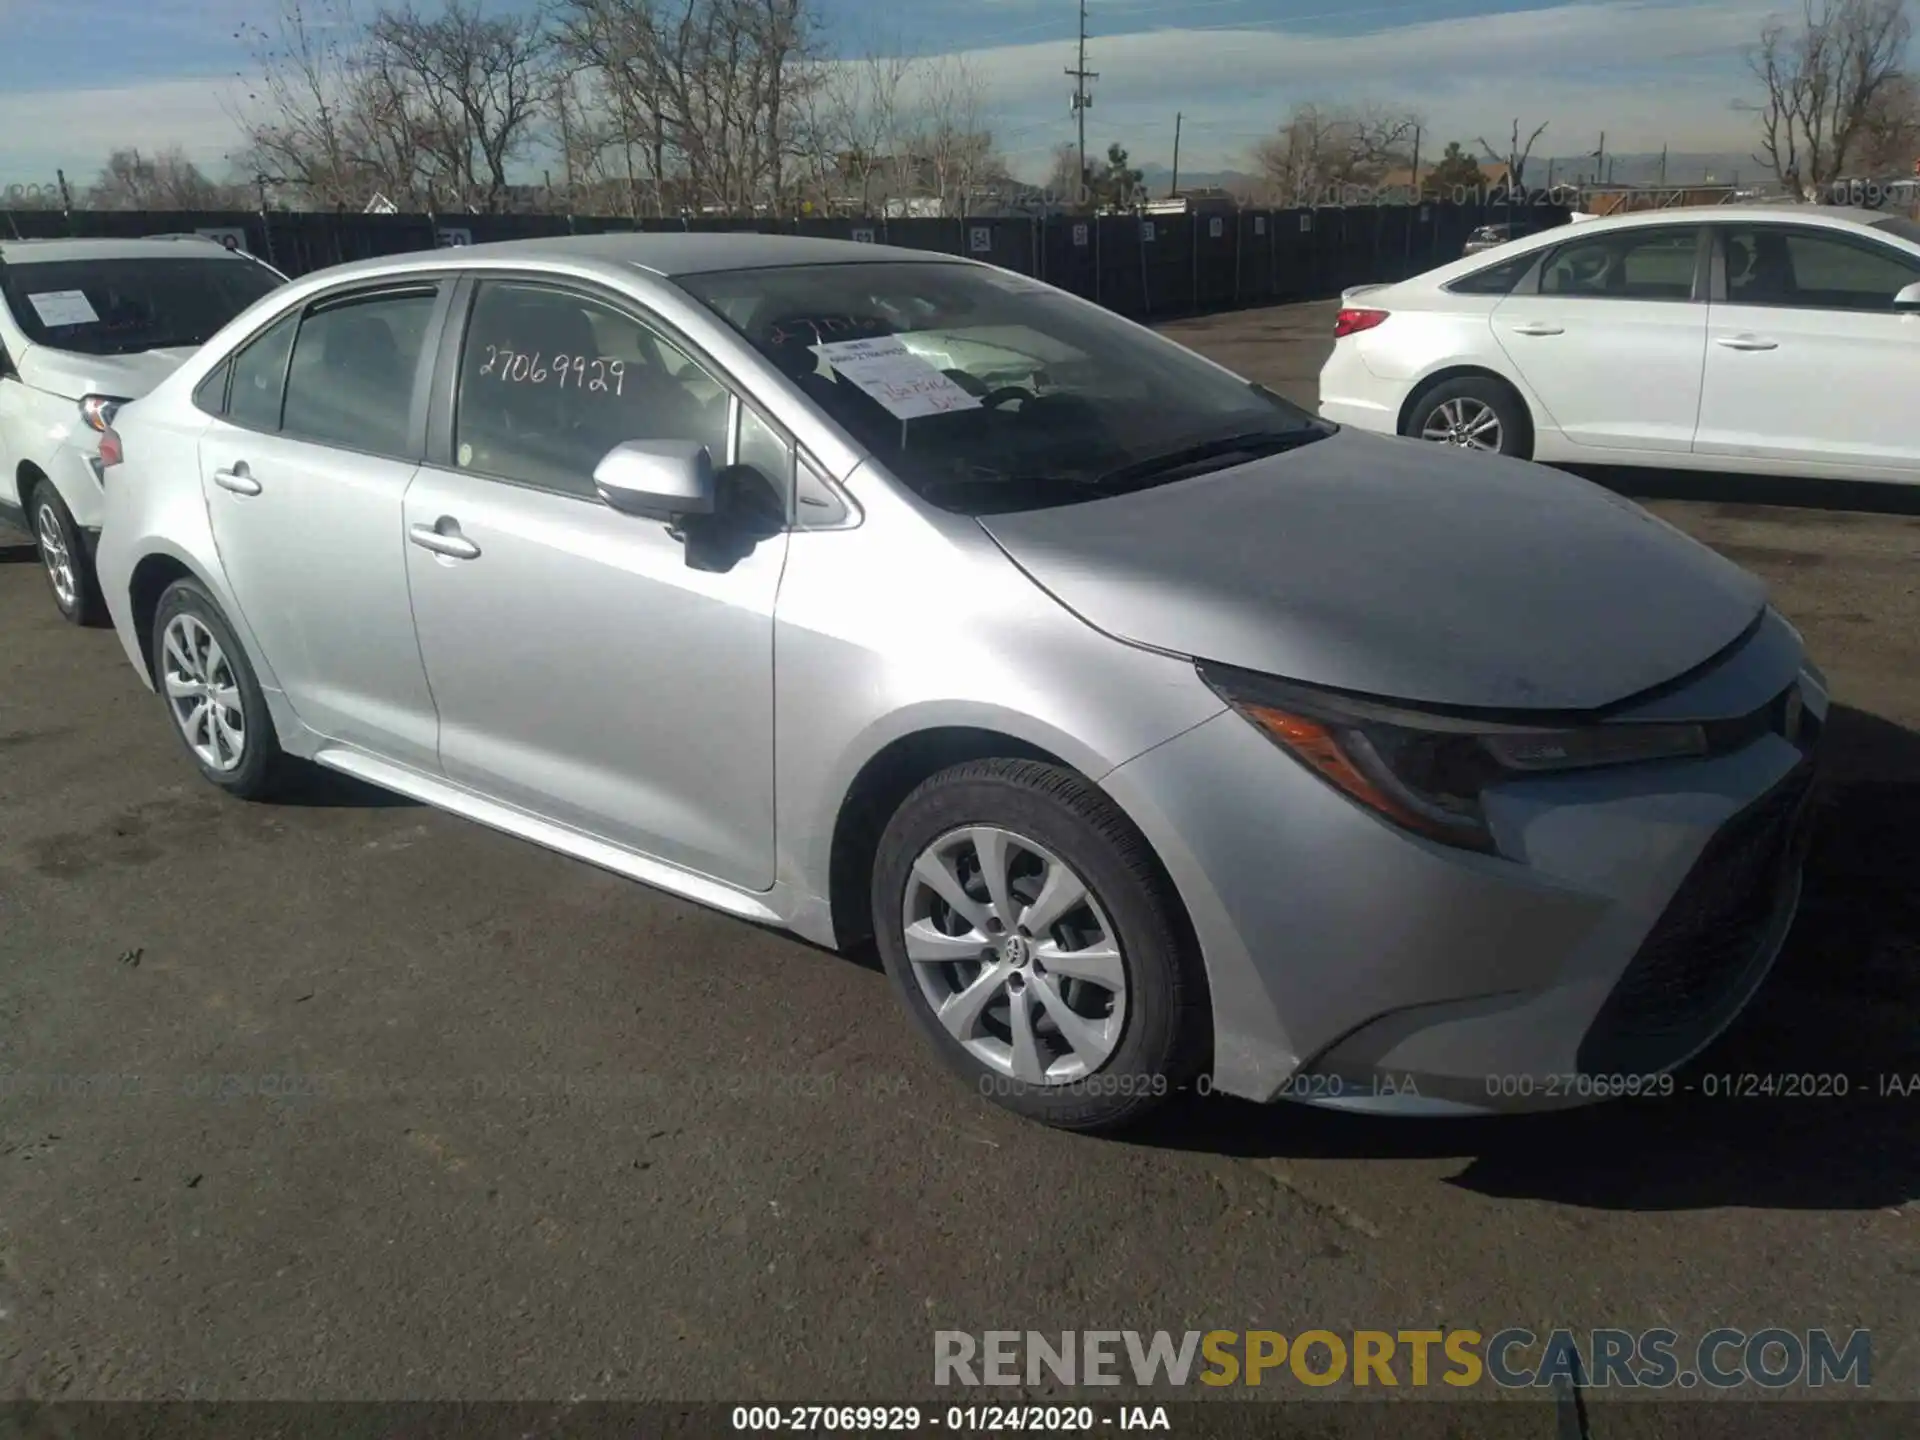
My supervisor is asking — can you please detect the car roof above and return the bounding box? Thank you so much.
[1512,203,1888,237]
[0,235,260,265]
[297,231,973,285]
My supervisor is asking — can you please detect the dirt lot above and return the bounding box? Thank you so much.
[1,301,1916,1405]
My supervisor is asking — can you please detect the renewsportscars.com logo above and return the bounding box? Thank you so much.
[934,1328,1872,1390]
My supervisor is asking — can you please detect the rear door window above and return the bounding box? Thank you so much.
[280,288,438,458]
[1539,227,1702,301]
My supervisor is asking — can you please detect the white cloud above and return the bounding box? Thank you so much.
[930,0,1789,174]
[0,76,250,184]
[0,0,1797,188]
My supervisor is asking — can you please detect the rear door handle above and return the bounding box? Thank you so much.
[409,521,481,561]
[212,463,262,496]
[1716,334,1779,351]
[1507,323,1565,336]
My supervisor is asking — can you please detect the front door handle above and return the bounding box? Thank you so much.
[1507,322,1565,336]
[1716,334,1779,351]
[409,521,481,561]
[212,463,262,496]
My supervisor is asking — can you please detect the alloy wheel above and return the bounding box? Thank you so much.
[1420,397,1503,451]
[902,825,1127,1085]
[161,614,247,773]
[35,502,76,610]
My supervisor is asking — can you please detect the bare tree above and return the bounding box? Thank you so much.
[796,47,911,214]
[1252,102,1421,205]
[86,147,233,210]
[1044,142,1082,206]
[367,1,555,212]
[899,54,1000,215]
[1854,71,1920,172]
[230,0,376,207]
[556,0,820,216]
[1747,0,1912,194]
[1476,117,1551,194]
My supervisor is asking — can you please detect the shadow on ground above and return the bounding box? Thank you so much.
[1565,464,1920,518]
[1132,703,1920,1213]
[270,764,422,810]
[0,537,40,565]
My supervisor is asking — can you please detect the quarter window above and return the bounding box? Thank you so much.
[221,312,299,430]
[1723,226,1920,311]
[281,288,437,456]
[453,281,733,501]
[1447,253,1534,296]
[1539,228,1701,301]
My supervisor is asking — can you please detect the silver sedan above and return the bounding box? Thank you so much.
[93,234,1826,1131]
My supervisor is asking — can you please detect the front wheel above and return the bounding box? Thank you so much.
[872,758,1207,1133]
[1405,377,1531,458]
[30,482,104,626]
[151,579,286,799]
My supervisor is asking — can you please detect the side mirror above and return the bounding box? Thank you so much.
[1894,281,1920,313]
[592,439,716,519]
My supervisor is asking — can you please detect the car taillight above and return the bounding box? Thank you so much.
[80,394,131,432]
[97,428,124,469]
[1334,308,1390,339]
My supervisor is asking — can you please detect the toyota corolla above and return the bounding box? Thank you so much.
[93,235,1825,1131]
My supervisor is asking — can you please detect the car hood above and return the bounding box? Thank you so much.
[976,428,1768,712]
[16,344,198,401]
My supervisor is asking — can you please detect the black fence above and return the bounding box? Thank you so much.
[1,201,1572,319]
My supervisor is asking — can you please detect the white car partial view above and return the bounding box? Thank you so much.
[0,236,285,623]
[1320,204,1920,484]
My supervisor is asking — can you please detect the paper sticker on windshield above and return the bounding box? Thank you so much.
[27,290,99,327]
[812,335,982,420]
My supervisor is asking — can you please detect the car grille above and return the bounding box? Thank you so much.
[1576,760,1817,1076]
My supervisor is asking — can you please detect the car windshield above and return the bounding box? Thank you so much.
[0,256,283,356]
[1871,215,1920,247]
[676,260,1327,515]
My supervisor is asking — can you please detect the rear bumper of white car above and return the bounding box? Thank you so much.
[1317,338,1401,436]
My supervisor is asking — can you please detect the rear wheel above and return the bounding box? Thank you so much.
[872,758,1206,1133]
[1404,376,1531,458]
[30,482,104,626]
[151,579,286,800]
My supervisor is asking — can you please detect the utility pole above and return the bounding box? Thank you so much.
[1169,113,1182,198]
[1593,131,1605,186]
[1066,0,1099,207]
[1658,144,1668,188]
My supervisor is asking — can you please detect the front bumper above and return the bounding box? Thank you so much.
[1100,630,1825,1112]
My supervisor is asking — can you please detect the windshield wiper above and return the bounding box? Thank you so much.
[1090,426,1326,491]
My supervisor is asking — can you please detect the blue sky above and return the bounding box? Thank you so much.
[0,0,1797,186]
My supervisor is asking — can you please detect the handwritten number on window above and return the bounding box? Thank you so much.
[478,346,624,396]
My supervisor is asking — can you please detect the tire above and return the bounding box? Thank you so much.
[872,758,1207,1133]
[29,481,105,626]
[1403,375,1532,458]
[150,578,286,800]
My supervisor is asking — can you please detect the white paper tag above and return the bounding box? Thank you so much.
[28,290,99,327]
[812,336,983,420]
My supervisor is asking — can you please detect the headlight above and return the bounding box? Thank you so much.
[1199,663,1709,853]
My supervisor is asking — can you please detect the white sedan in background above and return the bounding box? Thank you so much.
[1319,204,1920,484]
